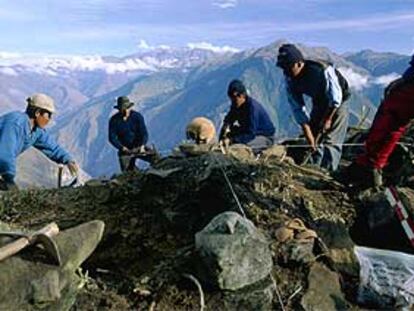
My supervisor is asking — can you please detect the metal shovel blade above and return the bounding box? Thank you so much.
[34,233,62,266]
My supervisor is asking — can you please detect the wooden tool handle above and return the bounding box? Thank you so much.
[58,165,64,188]
[0,222,59,262]
[36,223,59,237]
[0,236,30,261]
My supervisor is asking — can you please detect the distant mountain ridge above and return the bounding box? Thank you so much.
[344,49,410,76]
[51,41,412,178]
[4,41,411,186]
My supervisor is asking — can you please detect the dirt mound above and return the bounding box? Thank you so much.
[0,150,412,310]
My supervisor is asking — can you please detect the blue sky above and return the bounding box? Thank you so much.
[0,0,413,56]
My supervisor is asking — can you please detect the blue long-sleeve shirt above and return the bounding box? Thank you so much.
[285,60,344,125]
[108,110,148,152]
[221,97,275,144]
[0,111,73,183]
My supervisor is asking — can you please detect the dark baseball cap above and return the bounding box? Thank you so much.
[227,79,247,97]
[276,44,305,68]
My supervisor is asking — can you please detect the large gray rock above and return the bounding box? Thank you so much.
[0,220,105,311]
[195,211,272,291]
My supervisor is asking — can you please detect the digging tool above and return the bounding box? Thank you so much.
[301,131,323,165]
[57,165,79,189]
[127,145,160,164]
[0,222,61,266]
[57,165,63,188]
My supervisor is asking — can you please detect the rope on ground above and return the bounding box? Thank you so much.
[145,139,414,158]
[271,274,286,311]
[182,273,205,311]
[287,285,303,304]
[212,151,247,219]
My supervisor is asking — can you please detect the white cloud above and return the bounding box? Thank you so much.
[212,0,238,9]
[339,67,401,91]
[338,67,369,91]
[0,67,18,76]
[0,54,158,75]
[187,42,240,53]
[137,39,171,51]
[372,73,400,86]
[0,52,21,59]
[138,39,151,50]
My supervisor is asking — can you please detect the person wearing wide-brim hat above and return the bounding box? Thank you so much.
[109,96,158,172]
[113,96,134,110]
[0,93,79,191]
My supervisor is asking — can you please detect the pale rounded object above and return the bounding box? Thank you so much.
[186,117,216,144]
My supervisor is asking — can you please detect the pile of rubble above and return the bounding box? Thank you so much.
[1,143,414,310]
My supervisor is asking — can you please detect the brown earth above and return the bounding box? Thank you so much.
[1,150,412,310]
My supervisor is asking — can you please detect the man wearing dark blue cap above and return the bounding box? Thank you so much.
[219,79,275,153]
[277,43,350,171]
[109,96,157,172]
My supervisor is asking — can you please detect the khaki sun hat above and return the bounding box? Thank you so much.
[27,93,56,114]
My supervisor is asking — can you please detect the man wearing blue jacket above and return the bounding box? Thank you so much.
[277,44,350,171]
[109,96,156,172]
[219,79,275,153]
[0,93,79,191]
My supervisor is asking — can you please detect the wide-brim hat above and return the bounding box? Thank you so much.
[114,96,134,110]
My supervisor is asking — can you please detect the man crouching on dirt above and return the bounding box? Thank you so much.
[109,96,158,172]
[219,79,275,154]
[0,94,79,191]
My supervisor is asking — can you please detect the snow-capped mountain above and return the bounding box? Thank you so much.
[0,45,238,116]
[51,41,412,178]
[3,40,411,187]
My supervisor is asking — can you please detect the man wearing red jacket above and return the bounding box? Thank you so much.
[346,55,414,187]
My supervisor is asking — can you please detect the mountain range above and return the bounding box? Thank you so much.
[2,41,410,185]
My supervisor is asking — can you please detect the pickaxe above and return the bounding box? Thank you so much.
[0,222,61,266]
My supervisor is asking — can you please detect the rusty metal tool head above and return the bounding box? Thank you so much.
[0,222,61,266]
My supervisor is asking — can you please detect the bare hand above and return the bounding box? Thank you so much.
[122,146,132,154]
[302,123,317,152]
[323,118,332,132]
[220,138,231,149]
[67,161,79,177]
